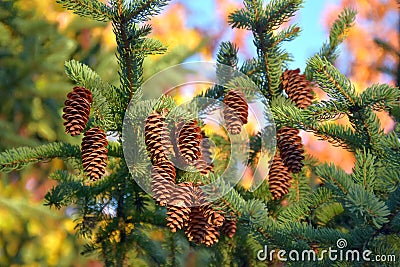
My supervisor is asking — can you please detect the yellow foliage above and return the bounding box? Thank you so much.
[63,219,76,234]
[149,4,204,58]
[149,229,165,241]
[16,0,62,22]
[42,230,67,265]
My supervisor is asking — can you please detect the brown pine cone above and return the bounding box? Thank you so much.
[277,126,305,173]
[220,218,237,238]
[281,69,314,109]
[203,205,225,227]
[166,182,194,232]
[193,157,214,176]
[62,86,92,136]
[223,90,248,135]
[81,127,108,181]
[202,224,220,247]
[185,206,220,246]
[268,152,292,200]
[144,111,172,164]
[184,187,221,246]
[193,187,224,227]
[176,120,202,163]
[150,161,176,206]
[185,207,207,244]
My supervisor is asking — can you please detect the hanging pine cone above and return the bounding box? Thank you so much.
[268,152,292,200]
[185,206,220,246]
[150,161,176,206]
[281,69,314,109]
[62,86,92,136]
[144,111,172,164]
[166,182,194,232]
[220,218,237,238]
[203,205,225,227]
[277,126,305,173]
[194,187,224,227]
[176,120,202,163]
[184,187,221,246]
[223,90,248,135]
[81,127,108,181]
[193,157,214,176]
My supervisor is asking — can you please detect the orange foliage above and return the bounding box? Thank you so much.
[215,0,252,52]
[304,0,399,172]
[324,0,399,88]
[149,1,252,60]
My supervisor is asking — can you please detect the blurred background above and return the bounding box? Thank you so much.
[0,0,398,266]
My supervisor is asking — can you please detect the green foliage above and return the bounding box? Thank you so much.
[307,55,356,105]
[317,162,391,228]
[0,0,75,147]
[64,59,118,129]
[228,0,302,98]
[55,0,113,22]
[121,0,170,23]
[359,83,400,112]
[0,142,80,172]
[318,8,356,63]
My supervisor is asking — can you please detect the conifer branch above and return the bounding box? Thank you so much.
[64,60,117,129]
[317,163,391,228]
[2,0,399,263]
[217,41,239,68]
[306,100,349,121]
[318,7,356,63]
[359,84,400,111]
[272,25,300,46]
[308,56,356,105]
[278,188,334,224]
[113,20,135,101]
[313,123,358,150]
[349,109,383,153]
[124,0,170,23]
[264,0,303,30]
[0,142,80,172]
[251,0,272,98]
[56,0,113,22]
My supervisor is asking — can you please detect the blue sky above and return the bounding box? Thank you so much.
[177,0,340,71]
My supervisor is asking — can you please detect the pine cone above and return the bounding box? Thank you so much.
[268,152,292,200]
[150,161,176,206]
[203,205,225,227]
[277,126,304,173]
[185,206,220,246]
[193,187,224,227]
[166,182,194,232]
[193,157,214,176]
[184,187,220,246]
[144,111,172,164]
[62,86,92,136]
[203,224,220,247]
[176,120,202,163]
[220,218,237,238]
[223,90,248,135]
[81,127,108,181]
[282,69,313,109]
